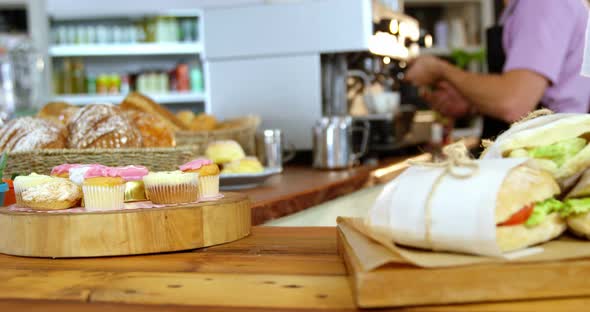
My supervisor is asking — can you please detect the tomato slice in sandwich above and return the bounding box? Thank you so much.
[498,204,534,226]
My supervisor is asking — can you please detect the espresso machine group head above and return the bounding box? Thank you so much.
[203,0,420,151]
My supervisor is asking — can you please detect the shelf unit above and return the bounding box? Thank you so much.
[51,91,205,105]
[405,0,494,58]
[49,42,203,57]
[48,10,206,108]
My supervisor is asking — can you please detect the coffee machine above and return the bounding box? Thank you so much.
[203,0,421,152]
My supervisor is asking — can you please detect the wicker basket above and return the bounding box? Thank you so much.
[6,145,200,176]
[175,115,261,155]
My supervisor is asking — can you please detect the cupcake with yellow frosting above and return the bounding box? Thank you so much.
[82,165,126,211]
[143,171,199,204]
[180,158,220,199]
[13,173,55,207]
[205,140,246,165]
[222,156,265,174]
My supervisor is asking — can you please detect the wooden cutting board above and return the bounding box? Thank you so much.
[0,192,251,258]
[337,222,590,308]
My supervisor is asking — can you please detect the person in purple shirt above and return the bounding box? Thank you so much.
[405,0,590,139]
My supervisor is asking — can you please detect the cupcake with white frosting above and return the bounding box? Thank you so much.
[143,171,199,204]
[13,173,55,207]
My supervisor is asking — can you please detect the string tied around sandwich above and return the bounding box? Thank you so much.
[408,141,479,250]
[409,140,479,178]
[513,108,554,126]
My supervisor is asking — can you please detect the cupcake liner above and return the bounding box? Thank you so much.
[125,180,147,202]
[198,175,220,199]
[83,184,125,211]
[145,182,198,204]
[15,191,24,207]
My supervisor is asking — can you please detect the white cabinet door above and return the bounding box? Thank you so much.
[207,54,321,149]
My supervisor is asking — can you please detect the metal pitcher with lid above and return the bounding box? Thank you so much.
[312,116,369,169]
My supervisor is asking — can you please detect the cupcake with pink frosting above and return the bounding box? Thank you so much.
[179,158,220,199]
[51,164,82,178]
[81,165,128,211]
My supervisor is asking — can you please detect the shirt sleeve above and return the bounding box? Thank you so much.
[582,11,590,77]
[503,0,580,83]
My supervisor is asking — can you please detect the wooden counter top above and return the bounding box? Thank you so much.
[243,165,375,225]
[243,138,478,225]
[0,226,587,311]
[243,153,431,225]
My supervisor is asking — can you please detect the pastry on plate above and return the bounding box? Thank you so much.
[205,140,246,165]
[67,104,142,149]
[143,171,199,204]
[13,173,55,207]
[221,156,264,174]
[180,158,220,199]
[123,109,176,147]
[21,178,82,210]
[120,92,186,131]
[82,165,126,211]
[0,117,67,152]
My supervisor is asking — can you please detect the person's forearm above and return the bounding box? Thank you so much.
[438,61,545,122]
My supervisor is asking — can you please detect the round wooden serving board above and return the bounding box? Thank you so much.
[0,192,251,258]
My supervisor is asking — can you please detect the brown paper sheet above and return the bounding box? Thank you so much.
[337,216,590,269]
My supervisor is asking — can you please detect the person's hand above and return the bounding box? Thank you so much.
[405,55,446,87]
[424,81,472,118]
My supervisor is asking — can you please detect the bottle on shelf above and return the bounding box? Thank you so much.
[108,73,121,94]
[86,74,96,94]
[61,58,74,94]
[120,74,130,94]
[72,59,86,94]
[190,61,203,92]
[96,74,109,94]
[176,63,190,92]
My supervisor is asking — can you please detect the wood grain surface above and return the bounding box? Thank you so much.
[0,193,250,258]
[338,225,590,308]
[2,226,590,311]
[243,165,375,225]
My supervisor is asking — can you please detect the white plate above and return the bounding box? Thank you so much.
[220,168,282,190]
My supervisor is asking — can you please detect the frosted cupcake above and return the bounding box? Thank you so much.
[13,173,55,207]
[180,158,220,199]
[115,165,149,202]
[82,165,125,211]
[50,164,81,178]
[143,171,199,204]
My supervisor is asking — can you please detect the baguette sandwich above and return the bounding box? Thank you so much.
[495,165,567,252]
[561,169,590,238]
[482,114,590,189]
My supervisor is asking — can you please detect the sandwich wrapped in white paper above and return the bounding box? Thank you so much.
[367,142,566,257]
[481,113,590,188]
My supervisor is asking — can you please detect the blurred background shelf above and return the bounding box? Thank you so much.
[49,42,203,57]
[52,91,205,105]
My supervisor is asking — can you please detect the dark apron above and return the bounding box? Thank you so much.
[482,17,543,141]
[481,24,510,141]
